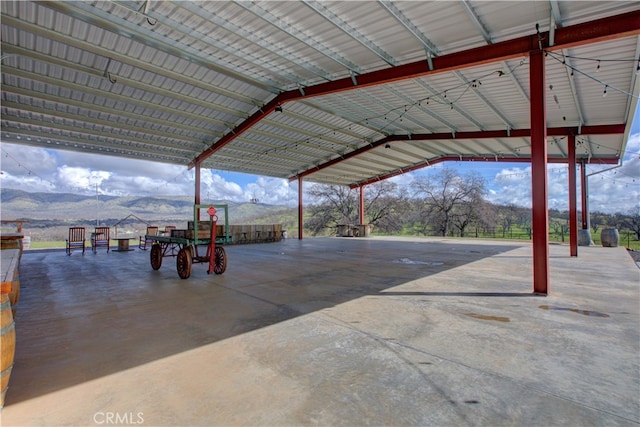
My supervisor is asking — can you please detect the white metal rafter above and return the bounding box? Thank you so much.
[301,0,398,66]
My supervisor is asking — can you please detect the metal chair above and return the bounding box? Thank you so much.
[139,226,159,250]
[91,226,111,253]
[66,227,86,255]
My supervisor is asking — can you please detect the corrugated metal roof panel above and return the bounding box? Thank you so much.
[1,0,637,187]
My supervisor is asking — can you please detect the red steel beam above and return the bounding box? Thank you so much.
[300,11,639,98]
[291,123,625,183]
[347,155,618,189]
[189,11,639,168]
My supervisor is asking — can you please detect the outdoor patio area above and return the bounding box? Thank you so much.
[2,236,639,426]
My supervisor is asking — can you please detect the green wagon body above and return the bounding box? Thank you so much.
[145,204,232,279]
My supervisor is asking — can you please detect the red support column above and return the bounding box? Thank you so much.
[530,49,549,295]
[298,176,303,240]
[359,186,365,225]
[568,134,578,257]
[194,162,201,218]
[580,161,589,230]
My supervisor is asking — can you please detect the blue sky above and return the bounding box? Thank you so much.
[1,113,639,214]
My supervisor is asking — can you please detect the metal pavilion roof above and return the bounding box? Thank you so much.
[1,1,639,188]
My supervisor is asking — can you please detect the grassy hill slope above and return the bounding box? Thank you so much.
[0,188,298,242]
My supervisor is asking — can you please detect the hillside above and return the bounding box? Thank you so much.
[0,188,292,223]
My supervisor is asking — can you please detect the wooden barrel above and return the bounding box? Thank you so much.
[21,236,31,250]
[601,228,619,247]
[1,294,16,408]
[8,270,19,318]
[578,229,592,246]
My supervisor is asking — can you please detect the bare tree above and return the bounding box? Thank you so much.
[412,169,487,237]
[474,201,499,237]
[549,218,567,242]
[622,206,640,240]
[364,181,411,233]
[306,184,358,235]
[451,201,477,237]
[497,204,521,238]
[405,199,433,236]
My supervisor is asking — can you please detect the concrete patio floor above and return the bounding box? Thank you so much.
[1,236,639,426]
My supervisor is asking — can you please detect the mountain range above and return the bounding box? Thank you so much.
[0,188,292,225]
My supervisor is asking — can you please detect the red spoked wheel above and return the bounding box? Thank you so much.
[176,246,192,279]
[150,243,163,270]
[213,246,227,275]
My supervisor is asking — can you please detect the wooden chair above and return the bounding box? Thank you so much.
[66,227,86,255]
[161,225,176,236]
[91,226,111,253]
[139,226,159,250]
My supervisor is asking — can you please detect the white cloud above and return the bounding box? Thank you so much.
[487,165,533,208]
[0,171,56,193]
[244,176,298,205]
[484,133,640,213]
[0,143,304,205]
[201,171,245,201]
[57,166,111,193]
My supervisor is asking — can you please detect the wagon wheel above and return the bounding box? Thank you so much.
[213,246,227,274]
[150,243,163,270]
[176,246,192,279]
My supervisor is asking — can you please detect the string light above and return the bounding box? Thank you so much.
[10,52,631,189]
[546,50,640,100]
[232,65,529,173]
